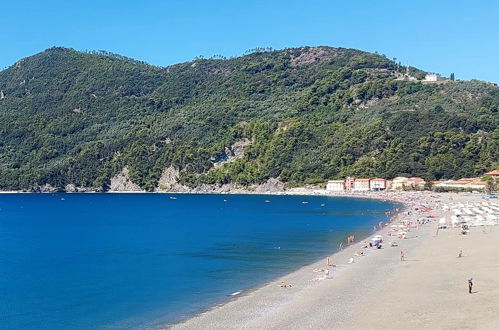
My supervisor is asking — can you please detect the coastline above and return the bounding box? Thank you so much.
[161,191,414,328]
[2,190,496,328]
[170,191,498,329]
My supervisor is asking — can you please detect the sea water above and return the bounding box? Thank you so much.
[0,193,396,329]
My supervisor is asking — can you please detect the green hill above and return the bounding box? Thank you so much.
[0,46,497,191]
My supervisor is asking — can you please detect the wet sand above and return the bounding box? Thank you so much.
[172,192,499,329]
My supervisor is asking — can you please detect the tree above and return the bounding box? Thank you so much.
[481,176,497,194]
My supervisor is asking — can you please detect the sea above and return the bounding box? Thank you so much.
[0,193,397,329]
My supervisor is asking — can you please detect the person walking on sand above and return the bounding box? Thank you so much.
[400,251,405,261]
[468,278,473,294]
[458,250,463,258]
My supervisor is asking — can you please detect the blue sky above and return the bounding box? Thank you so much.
[1,0,498,81]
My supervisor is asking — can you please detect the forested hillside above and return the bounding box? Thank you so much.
[0,46,498,191]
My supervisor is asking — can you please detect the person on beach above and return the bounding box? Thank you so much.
[468,278,473,294]
[400,251,405,261]
[339,242,344,250]
[458,250,463,258]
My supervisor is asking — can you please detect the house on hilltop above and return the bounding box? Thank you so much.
[423,74,438,82]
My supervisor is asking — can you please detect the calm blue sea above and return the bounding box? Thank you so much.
[0,193,396,329]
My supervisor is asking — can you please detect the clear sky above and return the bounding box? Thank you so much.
[1,0,498,81]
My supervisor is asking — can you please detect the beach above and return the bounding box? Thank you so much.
[172,192,499,329]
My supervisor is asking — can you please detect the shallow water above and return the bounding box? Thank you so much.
[0,193,396,329]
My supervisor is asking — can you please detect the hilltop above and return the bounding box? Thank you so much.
[0,46,497,191]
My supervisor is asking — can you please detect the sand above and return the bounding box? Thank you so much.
[172,192,499,330]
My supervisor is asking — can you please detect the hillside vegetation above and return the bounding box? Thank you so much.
[0,46,498,191]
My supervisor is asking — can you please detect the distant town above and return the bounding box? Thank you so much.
[326,170,499,192]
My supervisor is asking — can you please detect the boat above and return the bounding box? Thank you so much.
[170,196,177,200]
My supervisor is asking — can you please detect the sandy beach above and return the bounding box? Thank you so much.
[172,192,499,330]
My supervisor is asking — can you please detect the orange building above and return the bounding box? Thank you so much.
[485,170,499,180]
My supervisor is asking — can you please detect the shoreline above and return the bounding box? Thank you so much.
[163,191,417,329]
[2,190,496,328]
[170,191,498,329]
[157,192,405,328]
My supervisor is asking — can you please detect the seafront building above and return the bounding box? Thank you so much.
[353,179,370,191]
[370,178,387,190]
[485,170,499,179]
[433,178,487,190]
[345,177,355,190]
[390,177,426,190]
[326,171,498,192]
[326,177,388,192]
[391,177,408,190]
[326,180,345,191]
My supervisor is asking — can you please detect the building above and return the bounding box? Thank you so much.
[353,178,370,191]
[370,178,387,191]
[391,177,408,190]
[484,170,499,180]
[407,177,426,189]
[345,177,355,191]
[453,178,486,190]
[423,74,438,82]
[434,178,486,191]
[325,177,391,192]
[326,180,345,191]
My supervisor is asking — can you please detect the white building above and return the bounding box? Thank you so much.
[326,180,345,191]
[370,178,387,191]
[424,74,438,82]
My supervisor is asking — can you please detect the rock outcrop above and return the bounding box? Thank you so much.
[156,166,189,192]
[109,167,143,192]
[212,139,252,168]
